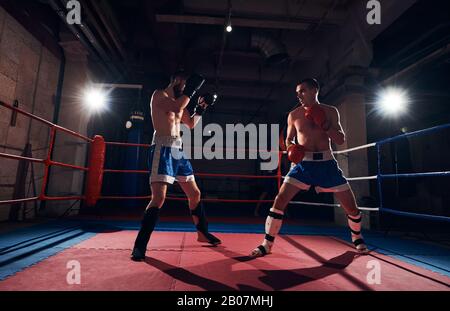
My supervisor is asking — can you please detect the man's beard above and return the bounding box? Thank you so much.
[173,84,183,99]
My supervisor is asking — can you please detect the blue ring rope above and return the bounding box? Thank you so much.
[380,208,450,223]
[379,171,450,178]
[376,123,450,221]
[377,123,450,145]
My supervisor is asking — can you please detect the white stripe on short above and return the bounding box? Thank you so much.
[284,176,311,191]
[315,183,350,193]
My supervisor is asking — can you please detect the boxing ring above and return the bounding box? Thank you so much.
[0,100,449,291]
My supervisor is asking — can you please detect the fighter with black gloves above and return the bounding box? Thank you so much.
[131,71,221,262]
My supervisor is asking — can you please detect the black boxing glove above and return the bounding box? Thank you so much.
[203,93,218,106]
[194,93,218,115]
[183,74,206,99]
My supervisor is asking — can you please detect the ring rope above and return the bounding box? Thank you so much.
[333,143,377,155]
[0,101,92,142]
[98,194,379,211]
[288,201,379,211]
[1,100,448,217]
[381,208,450,222]
[377,123,450,145]
[380,171,450,178]
[0,152,45,164]
[346,175,378,181]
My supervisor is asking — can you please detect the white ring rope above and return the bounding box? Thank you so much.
[281,142,377,155]
[332,142,377,155]
[346,175,378,181]
[288,200,379,211]
[283,142,380,211]
[281,175,377,181]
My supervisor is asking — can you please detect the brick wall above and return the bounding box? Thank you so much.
[0,6,61,221]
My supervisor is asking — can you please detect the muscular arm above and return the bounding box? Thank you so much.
[285,113,297,148]
[181,110,201,129]
[325,107,345,145]
[154,91,190,113]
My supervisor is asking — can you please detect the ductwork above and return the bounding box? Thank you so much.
[190,30,289,65]
[47,0,123,78]
[250,32,289,65]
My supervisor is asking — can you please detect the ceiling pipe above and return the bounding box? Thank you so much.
[89,0,128,61]
[47,0,122,78]
[190,30,290,66]
[59,0,123,77]
[251,32,289,65]
[78,0,122,63]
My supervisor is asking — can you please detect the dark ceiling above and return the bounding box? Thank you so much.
[1,0,449,131]
[44,0,358,103]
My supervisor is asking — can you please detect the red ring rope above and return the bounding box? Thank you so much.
[100,195,274,204]
[0,101,283,206]
[0,101,93,205]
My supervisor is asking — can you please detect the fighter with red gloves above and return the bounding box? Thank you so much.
[250,78,368,257]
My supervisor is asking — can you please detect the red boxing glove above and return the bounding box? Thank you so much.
[305,105,327,128]
[287,144,305,164]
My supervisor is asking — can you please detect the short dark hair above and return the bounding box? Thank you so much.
[299,78,320,92]
[170,70,189,83]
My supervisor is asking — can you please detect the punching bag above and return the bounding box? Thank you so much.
[123,110,145,208]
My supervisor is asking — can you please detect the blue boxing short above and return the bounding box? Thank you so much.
[148,135,194,184]
[284,150,350,193]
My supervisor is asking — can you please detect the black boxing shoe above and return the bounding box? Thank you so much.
[131,247,146,261]
[131,207,160,262]
[197,231,221,245]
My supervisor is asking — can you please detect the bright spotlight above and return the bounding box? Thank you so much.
[84,88,107,112]
[377,88,409,117]
[226,24,232,32]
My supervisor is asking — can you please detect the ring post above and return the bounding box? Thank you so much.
[85,135,106,207]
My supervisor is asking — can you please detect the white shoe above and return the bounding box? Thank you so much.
[250,245,271,257]
[354,239,369,254]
